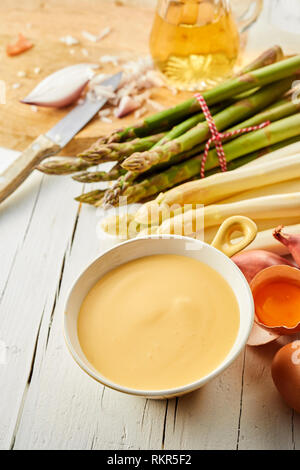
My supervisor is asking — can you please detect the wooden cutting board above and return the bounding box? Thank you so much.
[0,0,192,156]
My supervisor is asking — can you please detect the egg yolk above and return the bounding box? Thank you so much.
[254,280,300,328]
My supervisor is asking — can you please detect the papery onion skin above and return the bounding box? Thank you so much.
[232,249,294,284]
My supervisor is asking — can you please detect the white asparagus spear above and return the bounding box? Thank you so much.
[243,223,300,255]
[244,145,300,168]
[157,192,300,235]
[220,177,300,203]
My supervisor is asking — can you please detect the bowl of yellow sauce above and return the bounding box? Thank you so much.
[64,217,256,398]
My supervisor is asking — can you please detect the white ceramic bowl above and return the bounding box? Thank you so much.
[64,231,255,399]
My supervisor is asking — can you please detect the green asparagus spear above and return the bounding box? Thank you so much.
[108,54,300,142]
[122,78,293,173]
[38,157,94,175]
[227,97,300,134]
[230,46,284,99]
[75,189,106,205]
[73,165,126,183]
[153,104,224,147]
[236,45,284,76]
[78,133,165,163]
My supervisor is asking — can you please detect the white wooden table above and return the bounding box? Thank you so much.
[1,1,300,450]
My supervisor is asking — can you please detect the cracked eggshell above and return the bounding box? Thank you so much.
[247,322,280,347]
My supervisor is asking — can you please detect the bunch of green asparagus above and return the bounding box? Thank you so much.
[38,46,300,207]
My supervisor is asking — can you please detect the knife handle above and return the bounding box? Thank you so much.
[0,135,61,204]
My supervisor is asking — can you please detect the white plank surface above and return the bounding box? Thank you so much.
[1,0,300,451]
[1,152,299,452]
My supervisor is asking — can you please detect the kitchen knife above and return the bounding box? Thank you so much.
[0,72,122,204]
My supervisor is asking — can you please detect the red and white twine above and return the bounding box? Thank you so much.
[194,93,271,178]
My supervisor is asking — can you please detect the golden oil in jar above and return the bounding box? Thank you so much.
[150,0,240,90]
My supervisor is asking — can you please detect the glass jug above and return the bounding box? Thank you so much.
[150,0,263,90]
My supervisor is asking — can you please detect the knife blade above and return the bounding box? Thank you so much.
[46,72,122,148]
[0,72,122,204]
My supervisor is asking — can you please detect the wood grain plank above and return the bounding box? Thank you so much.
[163,355,245,450]
[0,171,42,297]
[238,340,296,450]
[0,175,80,450]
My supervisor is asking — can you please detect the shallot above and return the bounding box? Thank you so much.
[243,223,300,255]
[21,64,98,108]
[231,250,294,283]
[273,226,300,266]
